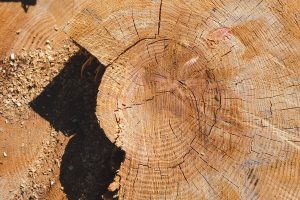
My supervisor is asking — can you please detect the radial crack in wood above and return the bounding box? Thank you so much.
[64,0,161,65]
[66,0,300,199]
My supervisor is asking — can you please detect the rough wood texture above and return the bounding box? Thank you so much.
[0,0,85,58]
[66,0,300,199]
[0,1,83,199]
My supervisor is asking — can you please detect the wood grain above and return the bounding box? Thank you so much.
[0,1,84,199]
[0,0,85,58]
[67,0,300,199]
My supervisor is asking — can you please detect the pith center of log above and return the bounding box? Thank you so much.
[98,39,245,168]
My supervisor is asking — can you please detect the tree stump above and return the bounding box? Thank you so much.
[66,0,300,199]
[0,0,85,58]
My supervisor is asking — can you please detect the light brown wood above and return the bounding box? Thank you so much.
[0,0,86,58]
[66,0,300,199]
[0,1,83,199]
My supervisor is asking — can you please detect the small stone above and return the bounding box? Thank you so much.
[46,45,52,50]
[46,40,50,45]
[16,30,21,34]
[47,55,54,62]
[3,152,7,157]
[54,26,58,31]
[10,53,15,61]
[50,180,55,186]
[39,52,45,58]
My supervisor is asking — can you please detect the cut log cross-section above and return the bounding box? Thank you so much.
[66,0,300,199]
[0,0,88,58]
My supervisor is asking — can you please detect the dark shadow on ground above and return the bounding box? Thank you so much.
[30,49,124,200]
[0,0,37,12]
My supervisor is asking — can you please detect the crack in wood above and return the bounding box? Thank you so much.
[158,0,163,35]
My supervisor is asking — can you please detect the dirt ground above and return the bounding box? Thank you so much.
[0,40,124,200]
